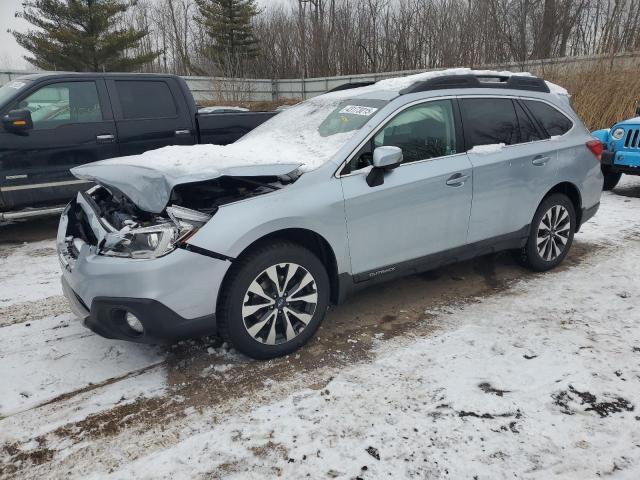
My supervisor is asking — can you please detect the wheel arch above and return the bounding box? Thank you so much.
[219,228,342,306]
[542,182,583,228]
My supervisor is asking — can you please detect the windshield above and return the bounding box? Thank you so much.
[0,79,32,107]
[237,95,389,170]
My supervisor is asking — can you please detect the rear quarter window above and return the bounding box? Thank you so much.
[523,100,573,137]
[115,80,177,120]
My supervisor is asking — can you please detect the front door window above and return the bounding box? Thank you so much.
[20,82,102,129]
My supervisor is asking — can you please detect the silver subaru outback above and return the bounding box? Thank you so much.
[57,69,603,359]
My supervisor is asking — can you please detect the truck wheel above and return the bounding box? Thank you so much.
[602,171,622,191]
[517,194,576,272]
[217,242,329,360]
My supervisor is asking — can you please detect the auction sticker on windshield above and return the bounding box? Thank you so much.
[339,105,379,116]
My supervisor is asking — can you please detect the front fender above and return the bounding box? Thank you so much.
[186,177,352,275]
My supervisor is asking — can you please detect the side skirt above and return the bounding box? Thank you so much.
[335,226,530,303]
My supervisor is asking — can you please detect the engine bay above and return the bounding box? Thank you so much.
[89,174,294,231]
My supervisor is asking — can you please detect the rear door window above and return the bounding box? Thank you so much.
[523,100,573,137]
[460,98,519,147]
[515,101,544,143]
[115,80,177,119]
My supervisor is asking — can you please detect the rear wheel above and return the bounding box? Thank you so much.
[602,170,622,191]
[217,242,329,359]
[517,194,576,272]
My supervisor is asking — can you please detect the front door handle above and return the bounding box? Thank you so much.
[96,134,115,143]
[446,173,469,187]
[175,129,191,136]
[532,155,551,166]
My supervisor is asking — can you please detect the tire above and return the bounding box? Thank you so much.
[602,171,622,191]
[217,241,330,360]
[517,193,576,272]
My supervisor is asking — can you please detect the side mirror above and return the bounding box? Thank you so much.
[367,146,403,187]
[2,109,33,132]
[636,104,640,117]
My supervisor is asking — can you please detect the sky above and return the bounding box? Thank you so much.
[0,0,288,71]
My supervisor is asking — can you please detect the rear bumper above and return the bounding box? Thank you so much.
[580,202,599,229]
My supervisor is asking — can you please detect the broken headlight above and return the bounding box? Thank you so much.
[100,206,211,259]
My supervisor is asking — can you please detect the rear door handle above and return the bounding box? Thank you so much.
[532,155,551,166]
[446,173,469,187]
[96,134,115,143]
[175,129,191,136]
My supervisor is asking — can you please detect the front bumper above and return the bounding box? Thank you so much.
[57,195,231,343]
[602,150,640,173]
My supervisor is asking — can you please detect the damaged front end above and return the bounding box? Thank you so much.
[60,187,211,265]
[59,172,298,266]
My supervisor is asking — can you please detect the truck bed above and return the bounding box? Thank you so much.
[197,111,278,145]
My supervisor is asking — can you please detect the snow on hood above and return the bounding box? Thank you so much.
[72,97,356,212]
[72,159,300,213]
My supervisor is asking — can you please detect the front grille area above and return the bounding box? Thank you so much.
[624,128,640,149]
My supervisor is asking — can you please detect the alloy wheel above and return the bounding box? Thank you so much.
[241,263,318,345]
[536,205,571,261]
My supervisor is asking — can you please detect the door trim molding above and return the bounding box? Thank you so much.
[0,179,91,192]
[352,225,530,284]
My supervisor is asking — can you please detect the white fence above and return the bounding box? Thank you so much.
[2,51,639,104]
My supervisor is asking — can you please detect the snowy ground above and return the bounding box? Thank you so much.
[1,177,640,479]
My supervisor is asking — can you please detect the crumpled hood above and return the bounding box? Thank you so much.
[72,147,301,213]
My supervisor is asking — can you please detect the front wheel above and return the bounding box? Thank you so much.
[517,194,576,272]
[602,170,622,191]
[217,242,329,359]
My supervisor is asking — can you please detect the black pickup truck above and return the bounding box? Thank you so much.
[0,72,277,220]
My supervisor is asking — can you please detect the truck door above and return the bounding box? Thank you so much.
[0,79,118,210]
[106,78,196,156]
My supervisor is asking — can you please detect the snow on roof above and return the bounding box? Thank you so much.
[324,67,569,98]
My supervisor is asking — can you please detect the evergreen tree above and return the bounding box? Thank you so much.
[11,0,159,72]
[196,0,260,76]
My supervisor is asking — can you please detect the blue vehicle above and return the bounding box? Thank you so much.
[592,105,640,190]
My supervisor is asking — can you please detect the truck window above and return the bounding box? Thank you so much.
[20,81,102,129]
[115,80,177,120]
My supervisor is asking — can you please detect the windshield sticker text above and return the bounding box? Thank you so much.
[339,105,378,116]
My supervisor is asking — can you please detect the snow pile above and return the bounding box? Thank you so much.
[468,143,506,154]
[198,106,249,113]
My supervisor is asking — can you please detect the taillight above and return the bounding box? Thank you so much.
[586,139,603,161]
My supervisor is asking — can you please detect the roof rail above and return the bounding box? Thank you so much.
[399,74,550,95]
[327,81,375,93]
